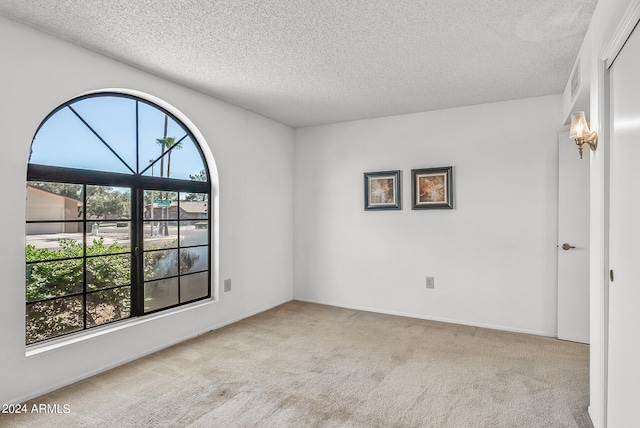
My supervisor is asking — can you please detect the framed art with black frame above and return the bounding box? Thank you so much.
[411,166,453,209]
[364,170,401,211]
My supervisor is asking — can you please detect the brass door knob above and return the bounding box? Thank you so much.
[562,243,576,250]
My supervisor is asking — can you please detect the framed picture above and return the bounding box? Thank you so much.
[411,166,453,209]
[364,170,401,210]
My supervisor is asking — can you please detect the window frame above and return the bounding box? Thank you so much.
[26,92,212,345]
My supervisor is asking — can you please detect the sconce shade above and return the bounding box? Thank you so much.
[569,110,598,158]
[570,111,590,139]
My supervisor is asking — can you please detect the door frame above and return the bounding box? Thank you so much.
[595,2,640,426]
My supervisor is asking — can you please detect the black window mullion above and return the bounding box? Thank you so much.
[177,197,181,304]
[82,184,88,330]
[208,213,212,300]
[26,220,84,224]
[68,105,136,175]
[28,164,209,194]
[131,186,144,316]
[135,100,140,175]
[28,290,86,305]
[27,255,84,264]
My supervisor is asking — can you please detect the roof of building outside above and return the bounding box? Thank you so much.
[179,201,207,214]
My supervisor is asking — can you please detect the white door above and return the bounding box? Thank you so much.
[557,131,590,344]
[608,21,640,428]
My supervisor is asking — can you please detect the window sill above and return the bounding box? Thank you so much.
[26,297,217,357]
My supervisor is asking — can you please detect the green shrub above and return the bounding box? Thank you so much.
[25,238,132,344]
[25,237,199,344]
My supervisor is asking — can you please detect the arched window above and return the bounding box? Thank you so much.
[25,92,211,345]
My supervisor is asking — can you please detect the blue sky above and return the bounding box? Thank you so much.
[30,96,206,181]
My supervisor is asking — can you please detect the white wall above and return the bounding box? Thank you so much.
[0,17,294,404]
[294,95,561,336]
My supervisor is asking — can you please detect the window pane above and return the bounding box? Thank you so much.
[144,190,178,220]
[26,182,82,221]
[85,221,131,251]
[26,259,83,302]
[26,296,83,344]
[143,221,178,250]
[179,193,208,219]
[87,254,131,291]
[143,136,206,181]
[70,96,137,173]
[85,185,131,220]
[144,249,178,280]
[165,116,188,144]
[180,272,209,303]
[26,223,83,257]
[86,287,131,327]
[185,169,207,182]
[144,136,188,179]
[29,106,132,174]
[179,221,209,246]
[180,246,208,274]
[138,103,188,176]
[144,277,178,313]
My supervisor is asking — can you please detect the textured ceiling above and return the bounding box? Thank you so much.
[0,0,598,127]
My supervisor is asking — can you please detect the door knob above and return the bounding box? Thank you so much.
[561,243,576,250]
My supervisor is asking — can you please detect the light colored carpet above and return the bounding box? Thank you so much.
[3,301,591,427]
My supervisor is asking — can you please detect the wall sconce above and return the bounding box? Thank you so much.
[569,111,598,159]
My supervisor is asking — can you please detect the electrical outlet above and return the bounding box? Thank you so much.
[426,277,435,289]
[224,278,232,292]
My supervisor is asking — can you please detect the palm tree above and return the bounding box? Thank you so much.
[155,118,183,235]
[165,137,183,179]
[155,137,183,179]
[154,115,183,179]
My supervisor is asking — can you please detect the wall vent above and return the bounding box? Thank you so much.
[426,277,435,289]
[571,59,580,101]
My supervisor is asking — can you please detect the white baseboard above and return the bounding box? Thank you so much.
[587,405,598,428]
[294,297,557,338]
[12,296,557,404]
